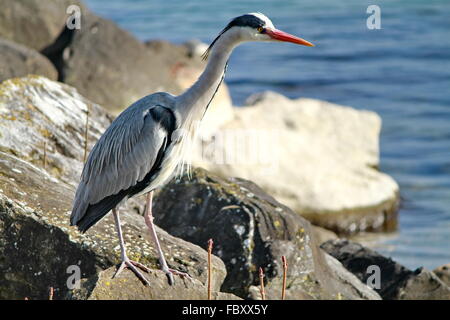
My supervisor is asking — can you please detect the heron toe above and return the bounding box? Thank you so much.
[113,259,151,286]
[162,267,192,285]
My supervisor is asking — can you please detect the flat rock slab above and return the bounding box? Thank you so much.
[155,168,380,300]
[191,91,400,234]
[69,267,241,300]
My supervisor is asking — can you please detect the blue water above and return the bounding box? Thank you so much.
[85,0,450,270]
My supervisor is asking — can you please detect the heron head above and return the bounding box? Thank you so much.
[203,13,313,59]
[233,13,314,45]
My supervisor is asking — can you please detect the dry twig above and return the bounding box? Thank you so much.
[259,267,266,300]
[207,238,213,300]
[281,256,287,300]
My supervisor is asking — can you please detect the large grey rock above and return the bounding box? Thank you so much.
[321,239,450,300]
[68,267,241,300]
[0,76,227,299]
[154,168,380,300]
[55,12,175,112]
[0,164,227,299]
[191,91,400,234]
[0,38,58,82]
[0,76,111,187]
[0,0,84,51]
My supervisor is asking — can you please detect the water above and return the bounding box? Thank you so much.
[84,0,450,270]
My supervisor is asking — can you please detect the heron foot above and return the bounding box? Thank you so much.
[162,266,192,285]
[114,259,151,286]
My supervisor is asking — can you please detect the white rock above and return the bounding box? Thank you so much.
[191,91,399,232]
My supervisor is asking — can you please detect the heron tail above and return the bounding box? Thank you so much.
[74,192,126,233]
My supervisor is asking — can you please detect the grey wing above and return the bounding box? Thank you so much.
[70,101,176,229]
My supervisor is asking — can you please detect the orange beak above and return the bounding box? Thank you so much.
[265,28,314,47]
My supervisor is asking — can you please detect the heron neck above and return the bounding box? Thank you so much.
[176,33,239,121]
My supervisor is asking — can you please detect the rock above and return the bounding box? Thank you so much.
[191,91,400,234]
[248,285,314,300]
[0,176,227,299]
[248,253,380,300]
[0,76,111,186]
[56,13,184,113]
[45,11,162,113]
[0,76,227,299]
[312,225,338,245]
[321,239,450,300]
[321,239,413,299]
[0,0,85,51]
[154,168,381,300]
[0,38,58,83]
[68,267,241,300]
[396,268,450,300]
[433,263,450,286]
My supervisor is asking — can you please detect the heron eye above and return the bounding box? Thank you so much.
[257,27,264,33]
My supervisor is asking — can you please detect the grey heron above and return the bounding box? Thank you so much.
[70,12,314,285]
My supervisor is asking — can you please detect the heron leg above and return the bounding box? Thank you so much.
[144,191,191,285]
[112,208,151,286]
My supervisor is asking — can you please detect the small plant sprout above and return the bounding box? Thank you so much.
[259,267,266,300]
[281,256,287,300]
[207,238,214,300]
